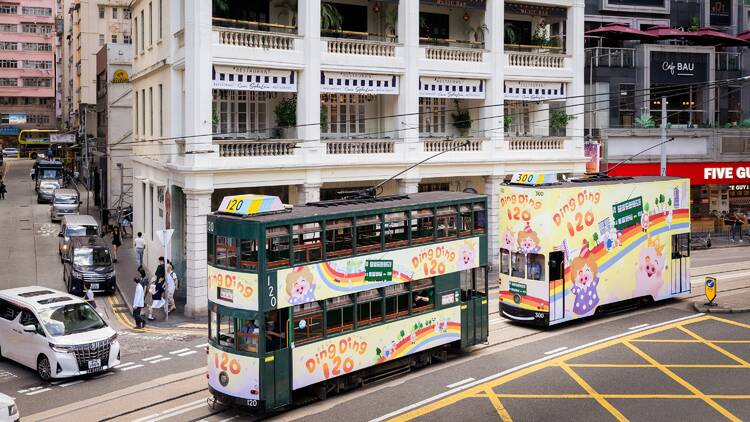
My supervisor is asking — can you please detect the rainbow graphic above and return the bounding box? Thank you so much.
[314,262,414,293]
[499,290,549,311]
[375,321,461,364]
[218,194,284,215]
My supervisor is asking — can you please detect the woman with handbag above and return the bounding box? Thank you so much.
[147,275,166,320]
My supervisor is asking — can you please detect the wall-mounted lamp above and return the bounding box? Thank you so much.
[463,11,470,22]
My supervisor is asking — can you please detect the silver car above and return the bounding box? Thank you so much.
[51,189,81,222]
[58,215,99,258]
[37,180,61,203]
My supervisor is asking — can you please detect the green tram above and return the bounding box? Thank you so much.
[206,191,489,412]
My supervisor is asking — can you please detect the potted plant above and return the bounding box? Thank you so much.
[273,95,297,138]
[531,21,551,48]
[549,110,576,136]
[321,2,342,35]
[465,22,488,44]
[504,115,512,133]
[451,104,472,137]
[383,4,397,39]
[504,24,517,46]
[634,113,656,129]
[275,0,298,28]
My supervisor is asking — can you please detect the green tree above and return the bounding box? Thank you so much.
[321,2,342,31]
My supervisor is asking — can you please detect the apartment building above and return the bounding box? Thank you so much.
[130,0,587,316]
[0,0,57,145]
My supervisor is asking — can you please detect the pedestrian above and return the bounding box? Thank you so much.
[155,256,165,283]
[165,262,178,313]
[735,210,747,242]
[0,180,6,200]
[147,273,166,321]
[111,225,122,263]
[101,208,110,235]
[30,167,35,180]
[134,232,146,269]
[83,282,96,309]
[133,268,147,329]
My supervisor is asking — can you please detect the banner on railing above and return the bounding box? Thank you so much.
[419,77,485,99]
[503,81,565,101]
[212,66,297,92]
[320,71,399,95]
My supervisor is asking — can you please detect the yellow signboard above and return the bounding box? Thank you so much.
[112,69,129,83]
[705,276,717,304]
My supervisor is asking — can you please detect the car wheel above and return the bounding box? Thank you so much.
[37,355,52,381]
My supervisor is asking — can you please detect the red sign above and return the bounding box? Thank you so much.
[608,162,750,185]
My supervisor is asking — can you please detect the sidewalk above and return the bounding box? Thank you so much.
[693,289,750,313]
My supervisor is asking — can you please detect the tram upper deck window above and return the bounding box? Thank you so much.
[237,319,259,353]
[356,215,382,253]
[293,222,322,265]
[208,233,215,263]
[357,289,383,327]
[511,252,525,278]
[325,295,354,335]
[411,209,434,244]
[459,205,473,236]
[325,218,353,259]
[266,227,290,268]
[240,240,258,270]
[436,207,458,240]
[216,236,238,268]
[526,254,545,281]
[411,278,435,313]
[384,212,409,248]
[385,283,409,318]
[473,203,486,233]
[500,248,510,275]
[293,301,323,345]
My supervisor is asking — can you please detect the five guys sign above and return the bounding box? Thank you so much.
[608,162,750,185]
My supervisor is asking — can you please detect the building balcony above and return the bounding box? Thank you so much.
[324,37,397,58]
[585,47,635,68]
[215,138,298,157]
[321,35,403,70]
[505,47,572,80]
[212,26,303,66]
[716,52,741,72]
[506,135,565,151]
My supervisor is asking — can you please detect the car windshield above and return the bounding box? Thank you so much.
[65,225,98,237]
[37,303,107,337]
[73,247,111,266]
[55,195,78,204]
[40,169,61,179]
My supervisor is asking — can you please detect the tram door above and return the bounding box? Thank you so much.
[671,234,690,294]
[460,267,489,347]
[548,252,565,323]
[261,310,291,409]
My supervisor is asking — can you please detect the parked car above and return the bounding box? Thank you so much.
[62,237,116,295]
[51,189,81,222]
[58,215,99,257]
[0,286,120,381]
[1,147,18,157]
[0,393,19,422]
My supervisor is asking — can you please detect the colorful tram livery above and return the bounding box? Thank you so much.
[207,192,489,411]
[499,176,691,326]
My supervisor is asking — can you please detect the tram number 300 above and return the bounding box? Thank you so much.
[214,351,241,375]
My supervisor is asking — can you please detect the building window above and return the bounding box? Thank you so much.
[618,83,635,128]
[212,90,269,137]
[321,94,365,136]
[22,6,51,16]
[148,2,152,46]
[0,41,17,50]
[0,59,17,68]
[0,23,16,31]
[159,84,163,136]
[98,6,105,19]
[26,115,50,124]
[111,34,117,43]
[21,42,52,51]
[419,97,447,135]
[0,4,17,14]
[22,60,52,70]
[158,0,163,39]
[112,7,118,19]
[419,12,450,40]
[504,101,530,135]
[140,10,144,52]
[0,78,18,87]
[141,89,146,136]
[135,91,139,136]
[99,34,105,45]
[124,8,131,19]
[22,78,52,87]
[124,34,131,44]
[21,23,35,32]
[149,86,153,136]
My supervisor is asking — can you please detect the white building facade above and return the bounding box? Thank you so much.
[129,0,587,317]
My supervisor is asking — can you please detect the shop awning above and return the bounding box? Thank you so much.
[320,71,399,95]
[419,77,485,99]
[212,66,297,92]
[504,81,565,101]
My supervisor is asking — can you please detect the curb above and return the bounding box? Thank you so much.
[115,279,134,315]
[693,302,750,313]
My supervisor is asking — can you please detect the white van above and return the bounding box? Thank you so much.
[0,393,19,422]
[0,287,120,381]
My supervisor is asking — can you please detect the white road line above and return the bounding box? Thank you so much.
[194,343,208,348]
[119,364,144,371]
[169,348,191,355]
[177,350,197,357]
[489,319,506,326]
[131,399,206,422]
[690,270,750,285]
[628,323,650,330]
[26,388,51,396]
[370,312,705,422]
[18,386,43,394]
[150,357,172,364]
[58,380,84,387]
[217,416,238,422]
[544,347,568,355]
[446,378,475,389]
[114,362,135,369]
[142,355,163,362]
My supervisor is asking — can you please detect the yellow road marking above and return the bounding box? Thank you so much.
[106,296,203,334]
[559,363,628,421]
[676,326,750,367]
[707,315,750,331]
[565,363,747,369]
[623,341,741,422]
[632,339,750,344]
[474,393,750,400]
[483,388,514,422]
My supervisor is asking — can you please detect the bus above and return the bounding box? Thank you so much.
[207,192,489,411]
[498,175,691,326]
[18,129,58,159]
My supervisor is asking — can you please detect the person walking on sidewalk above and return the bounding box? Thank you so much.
[0,179,6,200]
[165,262,178,313]
[155,256,165,283]
[134,232,146,269]
[735,211,747,242]
[111,225,122,263]
[147,274,166,321]
[133,268,147,329]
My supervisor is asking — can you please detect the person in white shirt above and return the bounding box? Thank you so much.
[133,268,147,328]
[165,262,178,313]
[134,232,146,269]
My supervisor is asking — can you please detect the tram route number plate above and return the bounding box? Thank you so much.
[509,281,527,295]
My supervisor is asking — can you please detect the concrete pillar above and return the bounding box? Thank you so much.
[183,188,213,317]
[398,0,420,147]
[566,1,585,149]
[398,178,421,195]
[298,0,322,160]
[296,183,321,206]
[484,175,504,271]
[484,0,504,151]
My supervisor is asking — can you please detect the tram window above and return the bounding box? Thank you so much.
[209,308,218,342]
[459,205,473,236]
[325,295,354,335]
[460,269,472,300]
[511,252,525,278]
[218,314,235,348]
[475,267,487,294]
[240,240,258,270]
[356,215,382,253]
[325,219,353,259]
[411,278,434,313]
[266,227,290,268]
[216,236,238,268]
[264,311,286,352]
[293,301,323,345]
[293,222,322,265]
[473,203,486,233]
[436,207,458,239]
[237,319,259,353]
[500,248,510,275]
[356,289,383,327]
[385,284,409,318]
[207,233,215,263]
[411,209,435,244]
[384,212,409,248]
[526,254,545,281]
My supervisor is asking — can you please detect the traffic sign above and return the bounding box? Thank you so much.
[705,276,717,305]
[156,229,174,247]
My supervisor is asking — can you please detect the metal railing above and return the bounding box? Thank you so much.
[585,47,635,68]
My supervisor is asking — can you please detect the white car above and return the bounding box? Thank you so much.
[0,287,120,381]
[0,393,19,422]
[1,148,18,157]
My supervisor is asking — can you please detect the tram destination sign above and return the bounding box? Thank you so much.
[612,196,643,231]
[365,259,393,282]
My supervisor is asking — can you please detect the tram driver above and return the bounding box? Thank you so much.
[239,319,259,352]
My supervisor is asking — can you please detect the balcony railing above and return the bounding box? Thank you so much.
[506,51,566,68]
[324,139,395,155]
[424,45,484,62]
[215,138,298,157]
[423,138,483,152]
[325,38,396,57]
[215,27,297,50]
[506,136,565,150]
[585,47,635,68]
[716,52,741,71]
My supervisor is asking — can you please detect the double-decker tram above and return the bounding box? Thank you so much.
[499,174,691,326]
[206,192,489,411]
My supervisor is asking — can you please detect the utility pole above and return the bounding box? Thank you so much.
[660,96,667,176]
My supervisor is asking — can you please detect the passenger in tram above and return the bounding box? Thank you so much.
[265,312,285,352]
